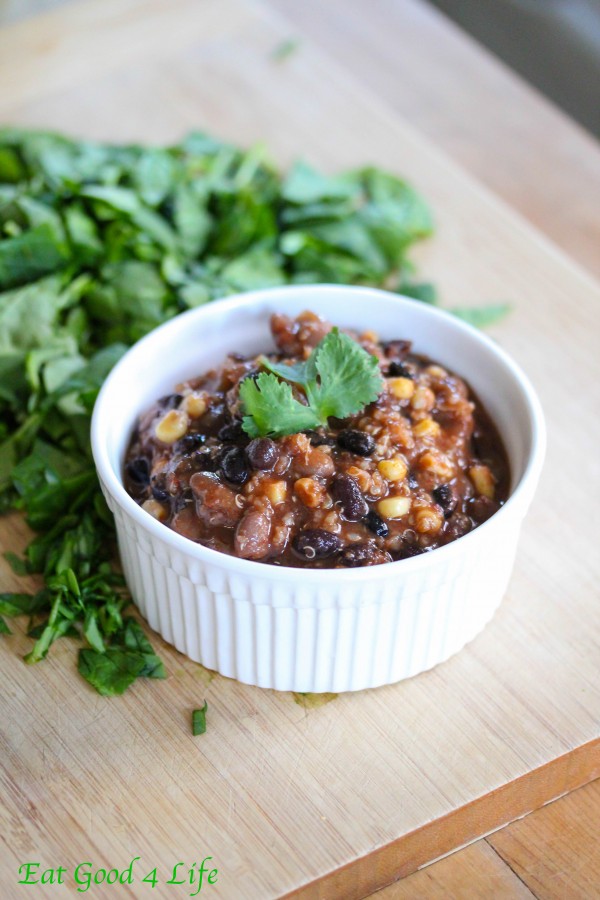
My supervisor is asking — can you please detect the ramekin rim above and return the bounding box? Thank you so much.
[91,284,546,582]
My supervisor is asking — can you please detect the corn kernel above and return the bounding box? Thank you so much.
[418,450,454,480]
[155,409,189,444]
[377,496,411,519]
[361,329,379,343]
[425,365,447,379]
[388,377,415,400]
[141,498,167,522]
[413,506,444,534]
[469,465,496,499]
[413,417,441,438]
[377,457,408,482]
[264,480,287,505]
[411,386,435,412]
[182,392,207,418]
[294,477,326,508]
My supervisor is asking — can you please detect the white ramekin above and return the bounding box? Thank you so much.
[91,286,545,692]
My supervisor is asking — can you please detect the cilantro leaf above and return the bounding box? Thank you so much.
[241,328,383,437]
[240,372,319,438]
[0,224,69,289]
[448,304,511,328]
[306,328,383,421]
[398,281,439,305]
[259,356,311,386]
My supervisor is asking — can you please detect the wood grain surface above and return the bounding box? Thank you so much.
[383,776,600,899]
[373,840,536,899]
[1,1,599,898]
[266,0,600,281]
[487,778,600,900]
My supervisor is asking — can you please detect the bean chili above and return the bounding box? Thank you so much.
[124,311,509,567]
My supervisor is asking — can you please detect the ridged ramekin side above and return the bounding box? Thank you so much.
[109,498,520,693]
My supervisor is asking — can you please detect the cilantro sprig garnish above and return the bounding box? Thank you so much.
[240,328,384,438]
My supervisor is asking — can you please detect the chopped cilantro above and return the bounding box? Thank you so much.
[192,702,208,736]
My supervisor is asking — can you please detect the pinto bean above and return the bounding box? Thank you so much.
[285,432,335,478]
[295,448,335,479]
[339,543,392,567]
[234,509,272,559]
[270,311,331,357]
[292,529,342,560]
[170,506,205,542]
[190,472,243,527]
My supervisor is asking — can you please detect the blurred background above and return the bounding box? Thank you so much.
[1,0,599,137]
[429,0,600,136]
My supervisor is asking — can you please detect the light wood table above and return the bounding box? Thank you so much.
[1,1,599,898]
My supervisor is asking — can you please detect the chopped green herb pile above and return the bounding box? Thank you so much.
[241,327,384,437]
[0,126,505,706]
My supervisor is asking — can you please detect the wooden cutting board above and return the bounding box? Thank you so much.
[1,1,599,898]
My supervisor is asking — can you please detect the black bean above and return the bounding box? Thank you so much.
[407,471,419,490]
[387,361,413,379]
[240,370,260,385]
[174,488,194,512]
[304,430,336,447]
[150,475,171,503]
[443,513,472,542]
[364,509,389,537]
[218,420,246,443]
[467,495,497,523]
[293,530,343,560]
[177,432,207,453]
[158,393,183,409]
[191,448,221,473]
[332,474,369,521]
[336,429,376,456]
[432,483,457,518]
[126,457,150,486]
[246,437,279,471]
[471,425,497,461]
[220,447,249,485]
[200,402,226,433]
[340,543,392,567]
